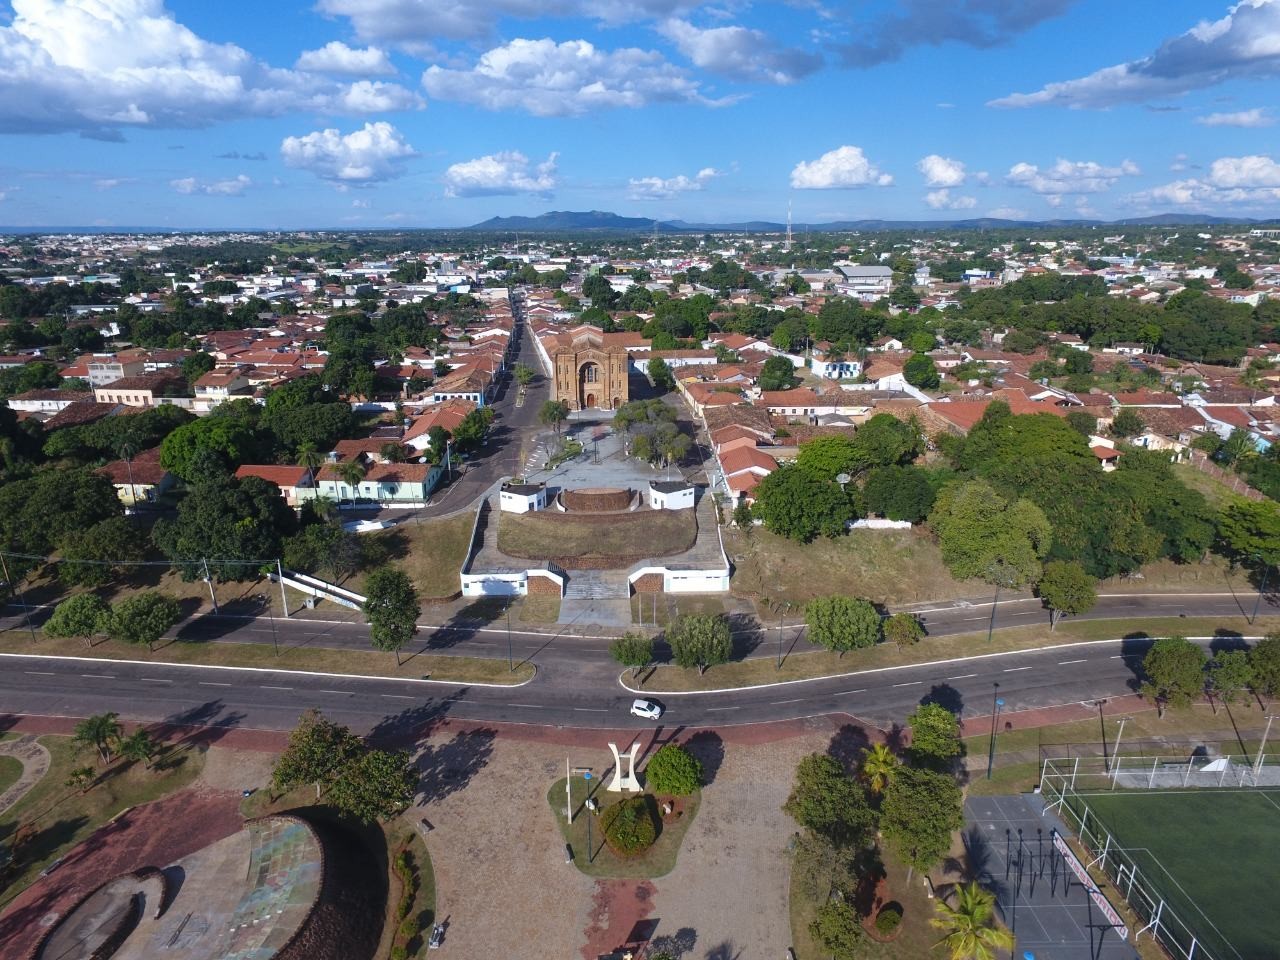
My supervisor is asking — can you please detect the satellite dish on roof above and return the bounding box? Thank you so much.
[836,472,851,491]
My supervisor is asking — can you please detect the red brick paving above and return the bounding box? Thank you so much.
[0,787,244,960]
[580,880,656,960]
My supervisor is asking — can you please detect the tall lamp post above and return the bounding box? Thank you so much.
[506,596,514,672]
[1111,716,1132,782]
[985,563,1017,644]
[1251,554,1273,624]
[1255,714,1279,778]
[986,686,1005,780]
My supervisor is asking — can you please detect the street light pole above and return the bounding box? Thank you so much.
[1111,716,1131,782]
[777,604,784,670]
[507,597,514,672]
[1252,559,1272,624]
[986,686,1004,780]
[1255,714,1278,778]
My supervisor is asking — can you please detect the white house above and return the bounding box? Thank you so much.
[500,481,548,513]
[648,480,695,511]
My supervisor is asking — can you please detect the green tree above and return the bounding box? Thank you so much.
[863,465,939,522]
[1140,636,1208,715]
[904,352,941,389]
[105,592,181,651]
[644,742,703,796]
[1066,410,1098,437]
[1207,649,1253,706]
[539,399,570,435]
[118,728,158,770]
[58,517,147,587]
[363,567,419,665]
[272,709,364,800]
[929,479,1052,586]
[326,747,418,824]
[796,435,860,482]
[804,596,881,656]
[931,881,1015,960]
[181,352,215,386]
[758,355,800,392]
[647,357,675,391]
[1251,634,1280,698]
[809,900,865,960]
[66,766,96,792]
[609,632,654,678]
[1110,408,1145,438]
[753,465,856,543]
[849,414,923,469]
[336,459,366,497]
[43,593,110,646]
[1217,500,1280,565]
[73,712,123,764]
[879,766,964,872]
[514,363,535,387]
[883,612,925,649]
[860,742,900,795]
[906,703,963,767]
[783,753,875,846]
[1036,560,1097,629]
[666,614,732,675]
[159,417,259,480]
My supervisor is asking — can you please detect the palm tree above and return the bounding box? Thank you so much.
[379,442,406,463]
[930,882,1014,960]
[309,494,338,522]
[118,729,158,770]
[336,460,366,499]
[860,742,900,795]
[297,441,324,474]
[73,712,123,764]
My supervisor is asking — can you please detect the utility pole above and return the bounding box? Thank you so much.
[0,551,37,643]
[986,686,1004,780]
[507,597,514,672]
[277,559,290,617]
[1255,715,1278,778]
[1251,557,1272,624]
[201,559,219,614]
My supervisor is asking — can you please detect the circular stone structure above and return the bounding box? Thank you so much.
[560,487,634,513]
[30,814,380,960]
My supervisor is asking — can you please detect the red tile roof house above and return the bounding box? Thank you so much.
[315,461,444,504]
[96,446,173,507]
[717,444,778,505]
[235,464,315,506]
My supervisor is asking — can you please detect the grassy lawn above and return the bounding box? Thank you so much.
[630,593,726,626]
[631,616,1280,692]
[499,510,695,561]
[789,847,937,960]
[0,631,535,686]
[0,755,22,795]
[517,595,561,624]
[379,825,437,959]
[545,778,699,879]
[0,735,205,907]
[725,526,975,606]
[1172,461,1253,510]
[398,511,478,600]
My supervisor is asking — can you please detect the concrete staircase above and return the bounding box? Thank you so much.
[562,569,631,600]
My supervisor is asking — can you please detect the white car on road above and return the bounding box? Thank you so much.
[630,698,663,720]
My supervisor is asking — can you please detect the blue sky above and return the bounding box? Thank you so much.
[1,0,1279,228]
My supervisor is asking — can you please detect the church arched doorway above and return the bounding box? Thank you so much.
[578,362,601,408]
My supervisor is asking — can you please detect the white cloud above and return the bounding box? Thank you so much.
[1129,154,1280,208]
[990,0,1280,109]
[170,174,251,196]
[317,0,694,44]
[94,178,125,190]
[1171,152,1190,171]
[924,189,977,210]
[656,19,821,84]
[790,146,893,190]
[836,0,1077,67]
[1196,107,1274,127]
[333,79,423,112]
[442,151,559,197]
[295,41,395,76]
[1006,158,1141,196]
[422,38,720,116]
[0,0,421,136]
[280,122,416,184]
[918,154,966,187]
[352,198,370,208]
[987,206,1028,220]
[628,167,719,200]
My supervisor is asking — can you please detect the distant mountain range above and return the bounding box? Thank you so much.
[466,209,1273,233]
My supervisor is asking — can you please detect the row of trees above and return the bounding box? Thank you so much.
[44,591,181,651]
[1141,635,1280,715]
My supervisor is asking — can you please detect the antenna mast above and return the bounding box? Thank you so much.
[785,201,793,254]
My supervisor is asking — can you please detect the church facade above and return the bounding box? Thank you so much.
[549,326,631,411]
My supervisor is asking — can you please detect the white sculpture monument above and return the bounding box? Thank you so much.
[607,741,642,793]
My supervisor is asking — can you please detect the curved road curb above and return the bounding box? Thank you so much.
[0,733,51,815]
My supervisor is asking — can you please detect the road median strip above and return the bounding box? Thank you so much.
[0,631,535,687]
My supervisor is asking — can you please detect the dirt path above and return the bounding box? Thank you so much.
[0,734,50,816]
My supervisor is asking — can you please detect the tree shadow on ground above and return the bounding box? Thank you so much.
[826,724,871,775]
[919,683,965,718]
[149,699,247,748]
[703,941,742,960]
[1210,629,1247,653]
[367,693,469,747]
[648,926,698,959]
[683,731,724,786]
[413,727,496,806]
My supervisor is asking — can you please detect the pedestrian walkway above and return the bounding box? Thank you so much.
[0,733,51,815]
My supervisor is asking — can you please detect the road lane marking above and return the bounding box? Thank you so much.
[705,706,740,712]
[199,681,231,687]
[317,689,348,695]
[25,670,55,676]
[381,694,413,700]
[80,674,114,679]
[261,685,292,691]
[508,703,545,709]
[893,681,923,687]
[961,616,987,621]
[771,698,803,705]
[947,673,978,680]
[1003,666,1033,672]
[140,677,170,683]
[573,707,607,712]
[1057,659,1088,665]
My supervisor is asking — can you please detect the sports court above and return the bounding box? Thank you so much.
[963,795,1139,960]
[1071,788,1280,960]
